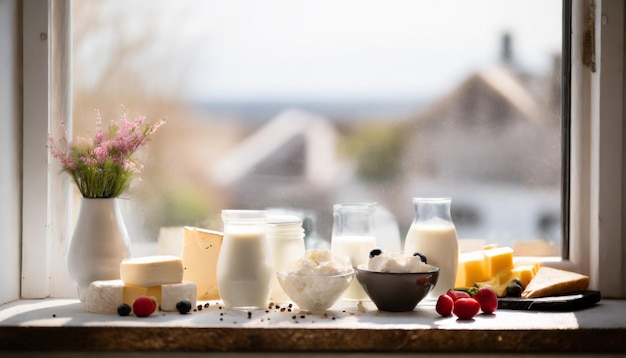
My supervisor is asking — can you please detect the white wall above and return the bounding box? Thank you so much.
[0,0,22,305]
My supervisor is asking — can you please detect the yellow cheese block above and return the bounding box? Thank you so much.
[511,265,536,287]
[483,247,514,277]
[123,284,161,306]
[455,252,489,287]
[182,226,224,300]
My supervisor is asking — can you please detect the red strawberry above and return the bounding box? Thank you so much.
[446,289,471,302]
[452,297,480,320]
[435,294,454,316]
[133,295,157,317]
[473,287,498,314]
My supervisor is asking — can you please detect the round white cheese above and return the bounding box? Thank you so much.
[160,281,197,311]
[85,280,124,314]
[120,255,184,287]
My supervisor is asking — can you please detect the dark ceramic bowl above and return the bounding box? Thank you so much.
[355,265,439,312]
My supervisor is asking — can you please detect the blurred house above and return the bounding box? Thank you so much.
[211,108,346,218]
[398,41,562,253]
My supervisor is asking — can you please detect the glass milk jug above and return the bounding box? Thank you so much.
[266,215,306,303]
[216,210,273,309]
[331,202,377,301]
[404,198,459,298]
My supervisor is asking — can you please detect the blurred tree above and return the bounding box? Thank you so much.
[341,123,411,183]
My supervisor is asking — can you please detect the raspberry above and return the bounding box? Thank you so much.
[473,287,498,314]
[435,294,454,316]
[133,295,157,317]
[452,297,480,320]
[446,289,471,302]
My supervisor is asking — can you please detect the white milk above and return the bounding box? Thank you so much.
[404,223,458,298]
[331,235,376,300]
[216,230,273,309]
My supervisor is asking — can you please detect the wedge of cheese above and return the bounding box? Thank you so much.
[521,267,589,298]
[182,226,224,300]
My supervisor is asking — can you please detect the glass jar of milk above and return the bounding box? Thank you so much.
[331,202,377,301]
[217,210,273,309]
[404,198,459,298]
[266,215,305,303]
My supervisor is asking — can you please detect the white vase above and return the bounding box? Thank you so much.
[68,198,131,301]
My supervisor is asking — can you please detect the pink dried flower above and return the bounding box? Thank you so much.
[48,107,165,198]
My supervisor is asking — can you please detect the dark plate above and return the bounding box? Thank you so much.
[497,290,601,311]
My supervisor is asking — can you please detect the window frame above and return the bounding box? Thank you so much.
[9,0,625,302]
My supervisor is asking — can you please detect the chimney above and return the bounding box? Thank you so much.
[501,32,513,65]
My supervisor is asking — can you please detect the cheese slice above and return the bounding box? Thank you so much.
[120,255,184,287]
[86,280,124,314]
[182,227,224,300]
[521,267,589,298]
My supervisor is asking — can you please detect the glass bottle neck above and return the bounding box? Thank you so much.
[413,198,453,223]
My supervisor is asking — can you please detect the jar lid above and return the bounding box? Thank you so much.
[267,215,303,226]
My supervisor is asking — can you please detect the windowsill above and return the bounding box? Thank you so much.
[1,298,625,353]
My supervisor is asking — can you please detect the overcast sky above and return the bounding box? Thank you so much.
[78,0,562,102]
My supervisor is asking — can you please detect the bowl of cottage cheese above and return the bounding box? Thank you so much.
[276,249,354,312]
[355,249,439,312]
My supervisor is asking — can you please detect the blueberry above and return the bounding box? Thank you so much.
[176,300,192,314]
[506,283,523,297]
[413,252,428,264]
[369,248,383,258]
[117,303,131,316]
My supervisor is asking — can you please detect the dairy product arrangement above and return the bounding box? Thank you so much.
[81,220,596,317]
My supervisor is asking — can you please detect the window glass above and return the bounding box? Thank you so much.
[71,0,563,256]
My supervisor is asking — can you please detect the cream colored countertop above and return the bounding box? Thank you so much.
[1,298,625,353]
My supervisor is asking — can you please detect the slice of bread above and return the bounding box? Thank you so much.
[521,267,589,298]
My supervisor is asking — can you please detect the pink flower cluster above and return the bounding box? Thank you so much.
[48,108,165,197]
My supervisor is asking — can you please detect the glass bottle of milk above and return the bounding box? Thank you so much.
[331,202,377,301]
[217,210,273,309]
[404,198,459,299]
[266,215,305,303]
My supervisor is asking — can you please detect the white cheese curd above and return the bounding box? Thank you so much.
[367,252,436,273]
[282,249,352,276]
[278,249,354,312]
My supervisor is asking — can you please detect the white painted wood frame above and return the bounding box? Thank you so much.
[12,0,626,300]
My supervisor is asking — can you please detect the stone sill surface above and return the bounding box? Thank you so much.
[1,298,625,353]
